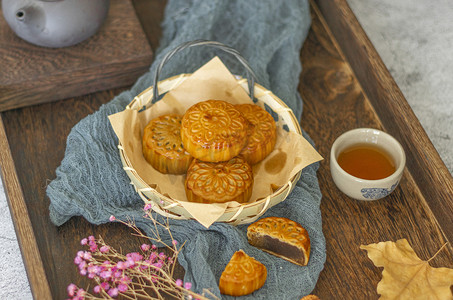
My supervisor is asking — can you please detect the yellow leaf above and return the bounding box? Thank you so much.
[360,239,453,300]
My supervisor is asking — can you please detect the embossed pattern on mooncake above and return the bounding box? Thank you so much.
[181,100,249,162]
[235,104,277,165]
[219,250,267,296]
[185,156,253,203]
[142,114,193,174]
[247,217,311,266]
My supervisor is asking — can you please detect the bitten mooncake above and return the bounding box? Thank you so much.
[185,156,253,204]
[219,250,267,296]
[235,103,277,165]
[142,114,193,174]
[181,100,249,162]
[247,217,311,266]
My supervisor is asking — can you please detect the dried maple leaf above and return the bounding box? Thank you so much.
[360,239,453,300]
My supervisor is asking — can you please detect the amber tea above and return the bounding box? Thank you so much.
[337,144,396,180]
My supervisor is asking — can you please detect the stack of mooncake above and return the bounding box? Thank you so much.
[142,99,277,204]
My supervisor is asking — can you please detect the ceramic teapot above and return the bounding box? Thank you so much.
[2,0,110,48]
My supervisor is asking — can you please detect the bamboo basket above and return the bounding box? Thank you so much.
[118,40,303,225]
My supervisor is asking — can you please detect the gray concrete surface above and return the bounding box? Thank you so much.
[0,1,452,298]
[348,0,453,173]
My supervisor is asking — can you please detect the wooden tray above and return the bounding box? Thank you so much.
[0,0,153,112]
[1,0,452,299]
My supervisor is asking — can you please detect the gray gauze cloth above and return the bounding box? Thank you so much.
[47,0,326,299]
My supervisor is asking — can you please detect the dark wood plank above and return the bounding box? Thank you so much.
[0,117,52,299]
[313,0,453,243]
[0,0,153,112]
[301,2,453,299]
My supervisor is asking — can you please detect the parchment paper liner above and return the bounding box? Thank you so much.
[109,57,323,227]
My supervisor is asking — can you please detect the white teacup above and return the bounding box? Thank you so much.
[330,128,406,201]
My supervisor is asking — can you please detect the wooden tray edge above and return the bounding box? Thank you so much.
[312,0,453,242]
[0,116,52,299]
[0,57,152,112]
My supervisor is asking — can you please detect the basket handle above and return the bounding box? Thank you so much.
[151,39,258,105]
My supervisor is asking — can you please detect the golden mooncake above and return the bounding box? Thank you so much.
[247,217,311,266]
[235,103,277,165]
[185,156,253,204]
[301,295,321,300]
[181,100,249,162]
[142,114,193,174]
[219,250,267,296]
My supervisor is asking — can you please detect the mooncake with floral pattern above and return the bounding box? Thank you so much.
[181,100,249,162]
[185,156,253,204]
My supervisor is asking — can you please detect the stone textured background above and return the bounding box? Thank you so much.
[1,1,452,298]
[349,0,453,172]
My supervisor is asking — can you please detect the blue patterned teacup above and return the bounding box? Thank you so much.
[330,128,406,201]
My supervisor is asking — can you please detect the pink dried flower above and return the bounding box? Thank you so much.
[109,215,116,222]
[100,245,110,253]
[102,260,111,267]
[176,279,183,287]
[83,251,92,260]
[100,282,110,291]
[74,256,83,265]
[172,240,178,246]
[144,203,152,211]
[80,238,88,245]
[89,244,98,252]
[88,235,95,242]
[148,252,157,263]
[108,287,119,297]
[100,270,112,279]
[78,260,87,270]
[77,251,84,258]
[87,265,98,275]
[120,276,131,284]
[127,252,143,262]
[113,269,123,278]
[125,258,135,268]
[93,285,101,294]
[184,282,192,290]
[141,243,150,251]
[76,288,86,297]
[118,283,128,292]
[67,283,77,297]
[116,261,126,270]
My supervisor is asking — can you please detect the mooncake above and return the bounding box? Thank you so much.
[185,156,253,204]
[247,217,310,266]
[142,114,193,174]
[181,100,249,162]
[301,295,321,300]
[219,250,267,296]
[235,103,277,165]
